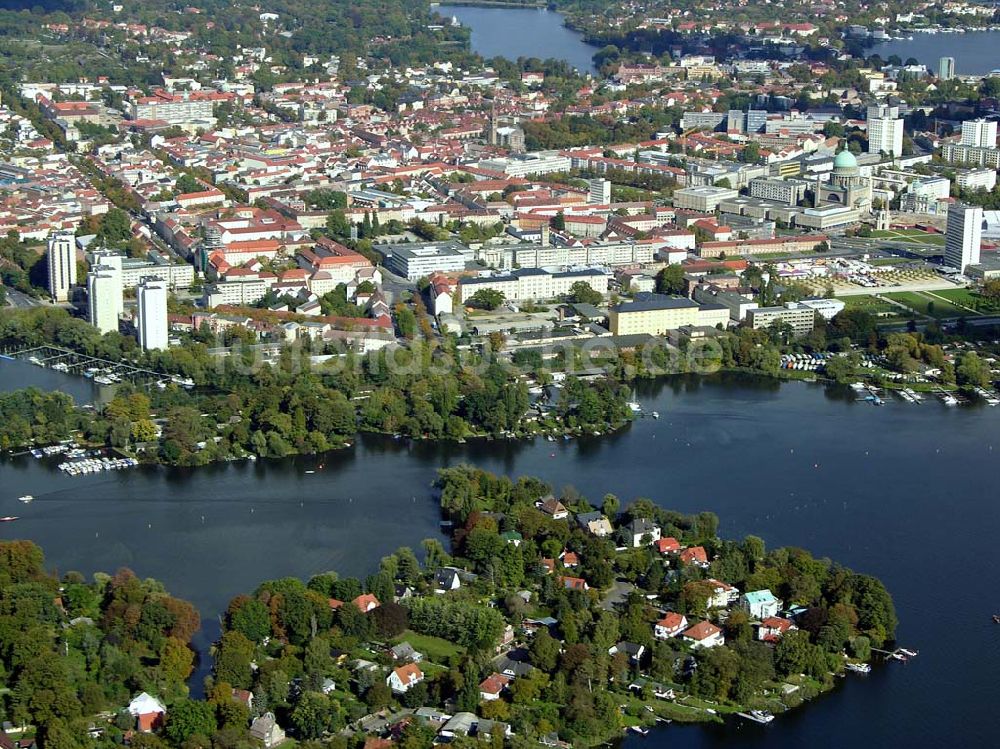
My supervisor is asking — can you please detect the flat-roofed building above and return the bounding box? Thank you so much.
[746,303,815,335]
[673,185,739,212]
[378,240,470,280]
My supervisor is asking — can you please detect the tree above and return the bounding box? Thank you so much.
[214,631,255,688]
[326,210,351,239]
[97,208,132,246]
[164,699,217,745]
[550,211,566,231]
[290,692,336,739]
[468,288,505,310]
[530,628,560,672]
[657,264,685,294]
[228,597,271,642]
[956,351,991,388]
[567,281,603,306]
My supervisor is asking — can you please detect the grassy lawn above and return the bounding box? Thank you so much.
[928,287,1000,314]
[884,291,973,319]
[392,630,466,662]
[837,294,910,321]
[871,229,946,246]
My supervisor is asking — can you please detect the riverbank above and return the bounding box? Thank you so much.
[2,374,996,744]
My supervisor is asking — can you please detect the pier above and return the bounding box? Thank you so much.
[3,345,176,389]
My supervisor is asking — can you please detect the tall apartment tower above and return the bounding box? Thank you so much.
[86,257,123,334]
[937,56,955,81]
[867,104,904,157]
[944,203,983,272]
[587,178,611,205]
[136,277,169,351]
[960,118,997,148]
[46,232,77,302]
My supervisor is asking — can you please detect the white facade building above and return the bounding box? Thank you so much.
[867,105,904,157]
[944,202,983,272]
[87,257,123,334]
[956,168,998,192]
[47,232,77,302]
[587,178,611,204]
[459,267,609,303]
[137,277,169,351]
[960,118,997,148]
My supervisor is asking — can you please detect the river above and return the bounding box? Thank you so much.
[441,5,599,74]
[1,360,999,745]
[869,30,1000,75]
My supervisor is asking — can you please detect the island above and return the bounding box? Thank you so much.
[0,468,898,749]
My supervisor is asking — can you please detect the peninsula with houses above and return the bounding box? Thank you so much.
[0,468,898,749]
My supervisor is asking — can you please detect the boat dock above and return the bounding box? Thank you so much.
[5,344,178,389]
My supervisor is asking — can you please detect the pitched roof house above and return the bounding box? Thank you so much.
[479,673,511,701]
[352,593,381,613]
[681,620,725,649]
[387,663,425,693]
[654,612,688,639]
[538,496,569,519]
[249,713,285,748]
[679,545,709,566]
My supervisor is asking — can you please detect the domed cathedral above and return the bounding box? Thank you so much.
[816,149,872,211]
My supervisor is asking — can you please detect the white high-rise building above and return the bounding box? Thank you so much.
[867,105,904,157]
[46,232,77,302]
[960,118,997,148]
[587,178,611,205]
[86,257,123,334]
[944,203,983,272]
[136,277,168,351]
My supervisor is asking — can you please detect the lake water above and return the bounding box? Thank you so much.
[0,356,108,404]
[1,365,999,745]
[869,30,1000,75]
[442,5,599,74]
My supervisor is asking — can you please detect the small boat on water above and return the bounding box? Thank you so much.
[845,662,872,674]
[305,470,315,474]
[993,614,1000,624]
[628,727,648,736]
[738,710,775,724]
[651,411,660,419]
[0,516,19,522]
[17,495,33,503]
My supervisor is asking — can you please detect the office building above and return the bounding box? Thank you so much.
[944,202,983,272]
[136,277,169,351]
[746,303,816,336]
[609,293,728,335]
[727,109,768,134]
[960,118,997,148]
[748,177,809,205]
[940,143,1000,169]
[956,169,998,192]
[587,178,611,205]
[459,267,609,303]
[867,104,904,157]
[377,240,470,281]
[46,232,77,302]
[672,185,739,212]
[938,56,955,81]
[86,257,123,335]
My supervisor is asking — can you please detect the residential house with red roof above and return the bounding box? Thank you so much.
[654,612,688,640]
[387,663,424,693]
[681,621,725,649]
